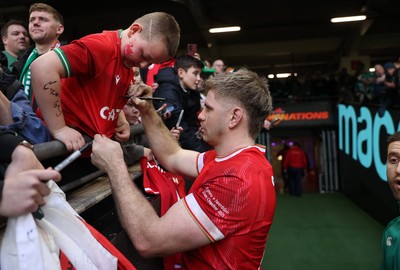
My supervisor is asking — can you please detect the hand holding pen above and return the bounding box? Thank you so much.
[169,109,184,141]
[124,81,165,101]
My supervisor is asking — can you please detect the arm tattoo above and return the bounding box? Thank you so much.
[43,80,59,97]
[43,80,62,116]
[53,100,63,117]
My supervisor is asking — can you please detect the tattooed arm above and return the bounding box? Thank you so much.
[30,51,85,151]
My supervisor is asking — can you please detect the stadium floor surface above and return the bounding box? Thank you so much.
[262,192,384,270]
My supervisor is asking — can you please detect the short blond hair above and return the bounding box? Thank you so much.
[134,12,180,58]
[205,69,273,139]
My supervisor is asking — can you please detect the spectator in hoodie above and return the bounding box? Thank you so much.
[153,54,211,152]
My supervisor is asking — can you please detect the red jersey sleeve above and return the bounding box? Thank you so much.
[58,32,118,78]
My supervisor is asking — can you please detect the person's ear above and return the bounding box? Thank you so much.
[56,24,64,36]
[128,23,142,38]
[229,108,243,127]
[177,68,185,79]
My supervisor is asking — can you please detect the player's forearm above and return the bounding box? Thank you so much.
[107,162,162,254]
[140,105,180,167]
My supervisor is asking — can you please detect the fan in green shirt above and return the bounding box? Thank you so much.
[382,132,400,269]
[1,20,30,71]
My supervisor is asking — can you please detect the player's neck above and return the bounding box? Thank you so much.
[215,135,254,157]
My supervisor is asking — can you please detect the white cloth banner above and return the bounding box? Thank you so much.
[0,181,118,270]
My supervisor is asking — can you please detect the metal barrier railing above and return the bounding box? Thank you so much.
[32,125,146,193]
[33,125,145,161]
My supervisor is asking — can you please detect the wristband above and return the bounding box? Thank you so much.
[18,140,34,151]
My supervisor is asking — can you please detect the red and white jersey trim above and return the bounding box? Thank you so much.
[197,152,205,172]
[215,145,265,162]
[184,193,224,242]
[197,145,265,173]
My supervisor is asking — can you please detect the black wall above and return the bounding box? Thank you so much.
[338,103,399,225]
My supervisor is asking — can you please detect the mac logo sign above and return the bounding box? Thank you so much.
[338,104,400,181]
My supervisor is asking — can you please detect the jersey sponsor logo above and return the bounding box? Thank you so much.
[100,106,121,121]
[386,236,392,247]
[115,75,120,85]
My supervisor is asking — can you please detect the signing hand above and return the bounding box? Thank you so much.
[128,83,154,112]
[91,134,124,172]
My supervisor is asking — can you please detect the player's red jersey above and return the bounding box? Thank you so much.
[182,145,276,269]
[53,30,133,138]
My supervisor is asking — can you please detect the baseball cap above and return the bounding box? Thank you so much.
[384,62,395,69]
